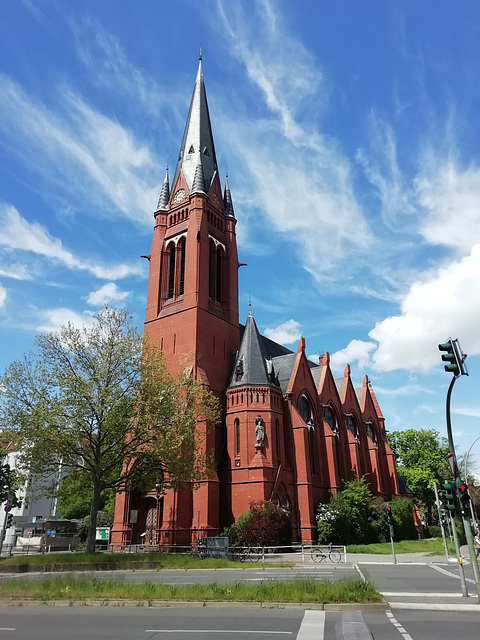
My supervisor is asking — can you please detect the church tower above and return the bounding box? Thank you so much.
[112,58,240,546]
[145,57,239,393]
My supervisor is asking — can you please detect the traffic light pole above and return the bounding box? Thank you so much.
[433,481,449,560]
[445,376,480,596]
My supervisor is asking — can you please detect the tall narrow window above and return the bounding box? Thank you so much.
[235,418,240,456]
[309,426,317,475]
[209,241,216,299]
[216,247,223,301]
[167,244,175,299]
[275,419,280,460]
[178,239,186,295]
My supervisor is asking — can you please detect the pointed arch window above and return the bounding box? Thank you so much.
[299,395,316,475]
[208,238,227,305]
[163,236,187,304]
[325,405,343,482]
[346,415,359,441]
[365,421,377,445]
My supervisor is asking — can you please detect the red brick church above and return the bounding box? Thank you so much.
[112,59,400,546]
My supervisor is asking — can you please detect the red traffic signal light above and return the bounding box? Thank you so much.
[458,481,472,518]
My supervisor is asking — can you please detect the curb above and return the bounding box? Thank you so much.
[0,598,389,610]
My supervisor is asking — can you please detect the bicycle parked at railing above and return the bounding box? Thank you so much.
[230,546,260,563]
[311,542,341,563]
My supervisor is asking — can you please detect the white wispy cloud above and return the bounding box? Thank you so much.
[264,319,301,345]
[0,264,33,280]
[0,284,6,309]
[453,406,480,418]
[73,16,169,117]
[215,0,372,280]
[356,111,416,230]
[416,158,480,253]
[35,307,96,333]
[87,283,130,306]
[0,204,144,280]
[0,74,159,223]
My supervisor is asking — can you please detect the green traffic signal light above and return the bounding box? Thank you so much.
[439,340,459,375]
[442,481,458,513]
[5,513,13,528]
[438,338,468,377]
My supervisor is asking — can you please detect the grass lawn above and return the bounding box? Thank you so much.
[0,551,292,569]
[347,537,454,556]
[0,575,382,604]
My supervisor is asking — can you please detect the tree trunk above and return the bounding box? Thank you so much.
[85,478,102,554]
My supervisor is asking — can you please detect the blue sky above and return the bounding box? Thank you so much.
[1,1,480,474]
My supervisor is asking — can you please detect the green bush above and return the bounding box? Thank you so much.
[316,477,418,545]
[222,501,291,548]
[425,525,441,538]
[390,496,418,541]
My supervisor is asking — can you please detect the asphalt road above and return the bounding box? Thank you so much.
[0,605,479,639]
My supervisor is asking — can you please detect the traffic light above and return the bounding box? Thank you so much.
[438,338,468,377]
[386,503,392,522]
[458,481,472,518]
[5,513,13,529]
[442,481,458,513]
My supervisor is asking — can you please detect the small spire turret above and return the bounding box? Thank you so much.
[156,168,170,211]
[223,174,235,217]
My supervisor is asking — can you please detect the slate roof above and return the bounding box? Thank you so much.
[229,310,281,388]
[171,58,218,195]
[156,168,170,211]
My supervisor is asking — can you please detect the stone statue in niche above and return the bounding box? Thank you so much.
[255,416,265,447]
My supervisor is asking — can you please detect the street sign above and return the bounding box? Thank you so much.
[130,509,138,524]
[446,453,455,477]
[95,527,111,541]
[4,504,11,512]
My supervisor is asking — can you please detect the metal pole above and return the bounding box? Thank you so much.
[445,376,480,599]
[390,527,396,565]
[434,481,449,561]
[450,512,468,597]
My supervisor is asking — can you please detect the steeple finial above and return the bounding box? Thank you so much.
[199,47,202,61]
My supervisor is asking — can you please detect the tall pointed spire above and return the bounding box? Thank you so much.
[156,168,170,211]
[223,174,235,217]
[171,58,218,195]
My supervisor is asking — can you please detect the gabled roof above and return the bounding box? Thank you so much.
[171,58,218,195]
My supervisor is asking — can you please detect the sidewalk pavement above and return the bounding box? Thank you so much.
[279,547,474,566]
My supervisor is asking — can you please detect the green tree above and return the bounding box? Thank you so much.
[387,429,450,522]
[0,307,220,553]
[0,447,21,507]
[56,469,117,520]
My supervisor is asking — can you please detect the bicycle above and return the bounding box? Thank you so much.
[311,543,341,563]
[230,546,260,562]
